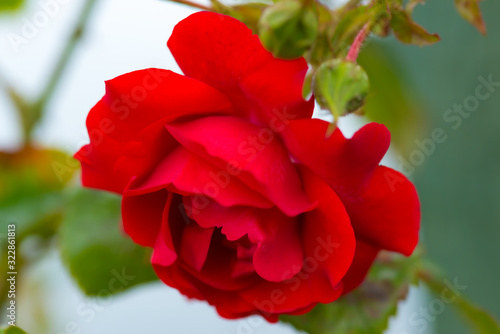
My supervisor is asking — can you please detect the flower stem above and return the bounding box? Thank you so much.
[346,23,370,63]
[36,0,99,114]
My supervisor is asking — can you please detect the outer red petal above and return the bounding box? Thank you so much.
[281,119,390,191]
[344,166,420,256]
[121,188,169,247]
[282,119,420,255]
[167,12,314,126]
[75,69,233,194]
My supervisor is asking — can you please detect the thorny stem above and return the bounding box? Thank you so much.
[36,0,99,117]
[346,23,370,63]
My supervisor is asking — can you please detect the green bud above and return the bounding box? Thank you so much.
[258,0,319,59]
[314,59,370,120]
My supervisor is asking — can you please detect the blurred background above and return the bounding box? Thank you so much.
[0,0,499,333]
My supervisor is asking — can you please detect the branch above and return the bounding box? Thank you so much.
[36,0,99,112]
[346,23,370,63]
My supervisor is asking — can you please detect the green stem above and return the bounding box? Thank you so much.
[346,23,370,63]
[35,0,99,117]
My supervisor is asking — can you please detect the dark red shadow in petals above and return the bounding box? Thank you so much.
[121,188,169,248]
[151,192,183,268]
[181,229,259,292]
[300,166,356,288]
[341,239,380,295]
[252,208,304,282]
[153,262,204,300]
[185,197,264,242]
[239,274,343,315]
[180,224,215,272]
[167,12,313,127]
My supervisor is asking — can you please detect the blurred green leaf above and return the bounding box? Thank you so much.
[455,0,486,35]
[281,252,423,334]
[314,59,369,120]
[424,275,500,334]
[390,9,440,46]
[0,0,24,12]
[358,43,425,155]
[258,0,318,59]
[0,326,27,334]
[0,148,76,239]
[59,188,158,296]
[211,0,268,32]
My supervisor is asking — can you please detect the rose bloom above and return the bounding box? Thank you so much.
[75,12,420,321]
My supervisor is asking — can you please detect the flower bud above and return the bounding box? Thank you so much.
[314,59,370,120]
[258,0,318,59]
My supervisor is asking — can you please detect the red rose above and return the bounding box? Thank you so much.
[75,12,420,321]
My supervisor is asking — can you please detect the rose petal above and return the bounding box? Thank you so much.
[252,208,304,282]
[239,276,343,315]
[180,224,215,272]
[121,187,169,247]
[75,69,233,194]
[281,119,390,191]
[167,116,314,216]
[282,120,419,255]
[300,165,356,287]
[181,230,259,292]
[343,166,420,256]
[341,239,380,294]
[185,197,264,242]
[168,12,313,127]
[127,146,273,209]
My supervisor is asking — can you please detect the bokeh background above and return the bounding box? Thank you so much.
[0,0,498,333]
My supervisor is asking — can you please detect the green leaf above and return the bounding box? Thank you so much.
[0,148,75,239]
[59,188,158,296]
[358,42,425,155]
[0,326,27,334]
[281,251,424,334]
[455,0,486,35]
[258,0,318,59]
[390,9,440,46]
[423,275,500,334]
[313,59,369,120]
[0,0,24,12]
